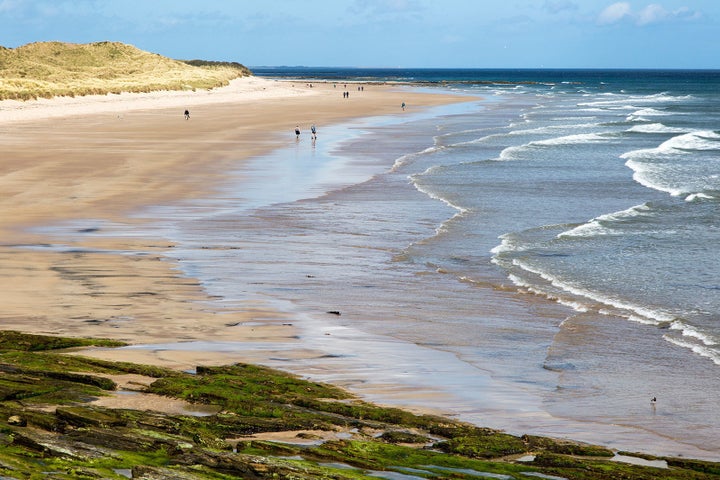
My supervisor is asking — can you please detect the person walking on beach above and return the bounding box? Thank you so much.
[401,102,405,111]
[295,126,301,139]
[184,109,190,120]
[311,124,317,139]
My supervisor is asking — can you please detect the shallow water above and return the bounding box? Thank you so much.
[38,71,720,460]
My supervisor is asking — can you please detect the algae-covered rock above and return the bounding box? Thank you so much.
[56,406,125,429]
[131,465,202,480]
[666,457,720,475]
[65,426,189,455]
[175,450,357,479]
[523,434,614,457]
[434,427,528,459]
[11,428,113,460]
[0,330,126,352]
[190,431,233,451]
[0,331,718,479]
[378,430,431,444]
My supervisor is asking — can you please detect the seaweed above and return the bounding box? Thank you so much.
[0,331,716,479]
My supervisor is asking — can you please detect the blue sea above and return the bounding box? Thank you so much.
[52,68,720,458]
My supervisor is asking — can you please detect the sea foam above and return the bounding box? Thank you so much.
[627,123,687,134]
[507,258,676,326]
[558,204,651,238]
[663,335,720,366]
[499,133,612,160]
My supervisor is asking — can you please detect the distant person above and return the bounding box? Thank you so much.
[401,102,405,111]
[184,109,190,120]
[311,124,317,139]
[295,126,301,138]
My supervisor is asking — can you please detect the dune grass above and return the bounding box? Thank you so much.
[0,41,251,101]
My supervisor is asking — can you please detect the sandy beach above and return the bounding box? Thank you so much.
[6,75,717,463]
[0,76,468,370]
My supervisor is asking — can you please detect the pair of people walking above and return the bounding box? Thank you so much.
[295,124,317,140]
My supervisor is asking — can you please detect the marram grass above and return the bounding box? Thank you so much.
[0,41,251,101]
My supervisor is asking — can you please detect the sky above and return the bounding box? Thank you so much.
[0,0,717,69]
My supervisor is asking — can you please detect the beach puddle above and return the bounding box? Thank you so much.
[420,465,513,479]
[611,454,668,469]
[520,472,568,480]
[368,471,427,480]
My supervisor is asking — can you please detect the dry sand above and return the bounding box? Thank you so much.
[0,76,469,372]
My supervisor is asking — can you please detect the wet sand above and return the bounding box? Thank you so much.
[0,77,467,366]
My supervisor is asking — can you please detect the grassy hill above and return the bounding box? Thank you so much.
[0,41,251,101]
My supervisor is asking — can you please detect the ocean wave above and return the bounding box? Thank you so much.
[408,166,471,242]
[686,192,717,202]
[390,145,443,172]
[506,258,676,326]
[490,233,527,255]
[499,132,613,160]
[625,108,673,123]
[621,130,720,161]
[624,159,686,196]
[627,123,688,134]
[578,92,694,109]
[663,335,720,366]
[436,127,491,142]
[558,204,651,238]
[553,116,601,122]
[505,122,603,137]
[556,298,590,312]
[626,160,705,198]
[670,320,718,347]
[629,107,670,116]
[533,132,610,146]
[410,166,469,215]
[621,131,720,196]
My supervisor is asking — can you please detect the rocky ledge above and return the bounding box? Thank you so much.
[0,330,717,479]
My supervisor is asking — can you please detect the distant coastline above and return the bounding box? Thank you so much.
[251,66,720,88]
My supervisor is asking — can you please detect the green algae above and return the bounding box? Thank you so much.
[0,331,126,352]
[0,331,716,479]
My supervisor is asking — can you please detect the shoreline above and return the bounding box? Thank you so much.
[2,77,717,463]
[0,76,468,350]
[0,79,472,399]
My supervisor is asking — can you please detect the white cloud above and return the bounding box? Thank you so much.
[598,2,701,26]
[598,2,631,24]
[666,6,702,23]
[637,4,667,25]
